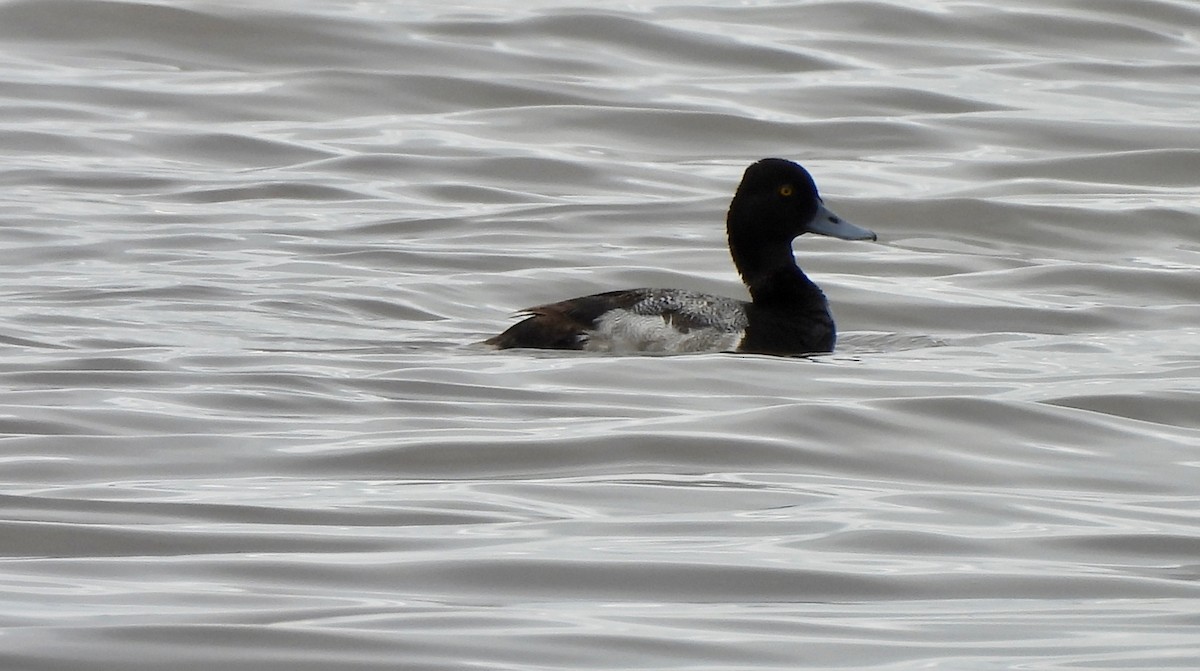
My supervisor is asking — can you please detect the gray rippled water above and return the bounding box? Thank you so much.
[2,0,1199,669]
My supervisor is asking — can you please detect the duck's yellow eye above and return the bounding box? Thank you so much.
[778,184,794,197]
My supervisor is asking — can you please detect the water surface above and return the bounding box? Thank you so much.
[2,0,1199,669]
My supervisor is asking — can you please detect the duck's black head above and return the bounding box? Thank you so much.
[725,158,875,287]
[727,158,876,244]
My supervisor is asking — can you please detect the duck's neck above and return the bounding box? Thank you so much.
[728,232,827,308]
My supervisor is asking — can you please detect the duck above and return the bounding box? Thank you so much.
[486,158,876,355]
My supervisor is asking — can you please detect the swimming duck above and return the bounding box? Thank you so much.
[486,158,876,355]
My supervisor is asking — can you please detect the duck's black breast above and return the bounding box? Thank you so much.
[739,302,835,355]
[735,266,836,355]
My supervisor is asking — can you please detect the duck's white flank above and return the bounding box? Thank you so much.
[583,309,746,353]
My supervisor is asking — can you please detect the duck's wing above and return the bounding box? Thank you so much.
[484,290,647,350]
[486,289,748,352]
